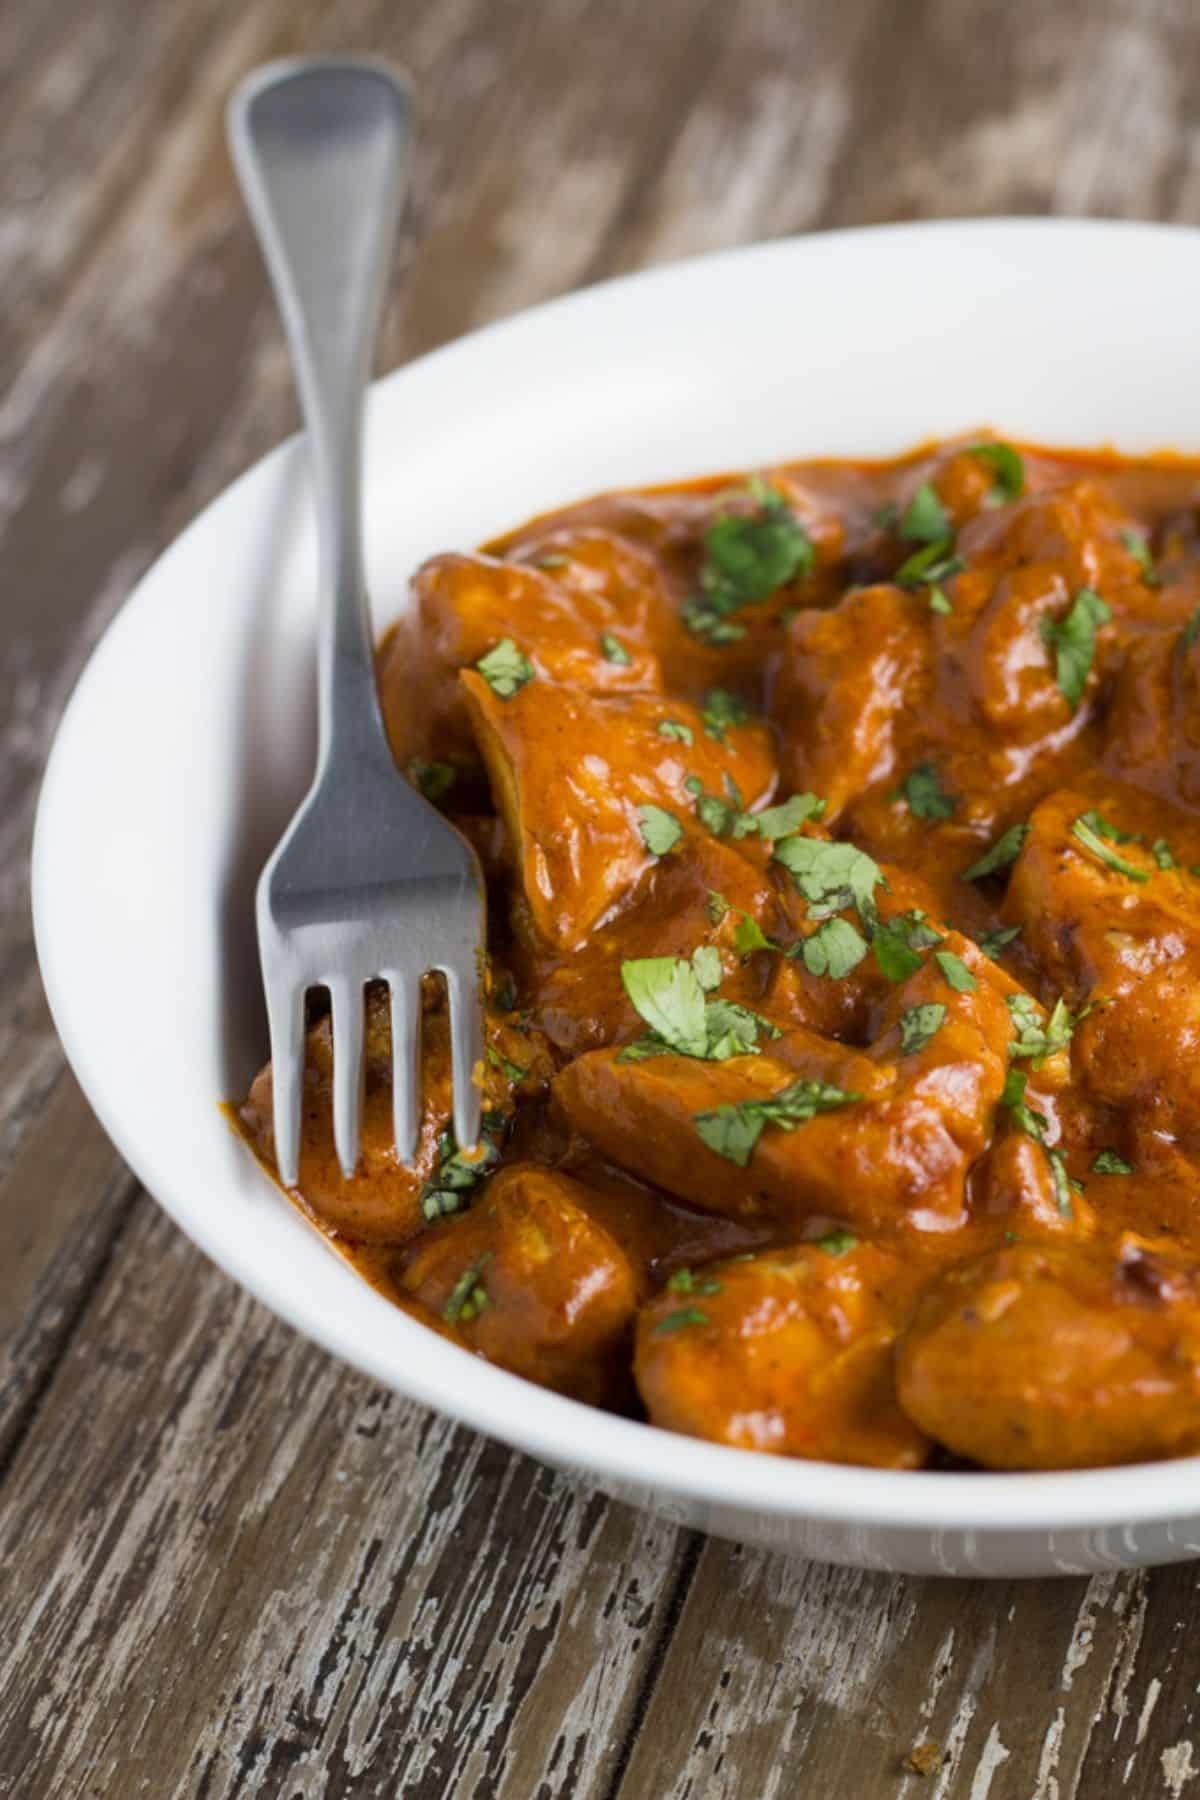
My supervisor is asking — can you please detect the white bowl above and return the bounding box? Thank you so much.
[33,219,1200,1578]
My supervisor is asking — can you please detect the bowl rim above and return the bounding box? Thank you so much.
[33,213,1200,1538]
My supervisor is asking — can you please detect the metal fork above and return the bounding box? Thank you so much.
[228,58,486,1187]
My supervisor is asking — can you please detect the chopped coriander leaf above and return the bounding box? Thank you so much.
[774,835,886,931]
[814,1229,857,1256]
[691,945,723,992]
[600,632,632,665]
[701,1000,781,1061]
[1153,837,1176,869]
[1184,608,1200,651]
[684,774,704,796]
[733,913,773,953]
[682,601,746,644]
[1000,1068,1049,1142]
[492,974,517,1013]
[962,823,1029,881]
[637,804,684,857]
[706,890,730,925]
[535,552,569,569]
[900,1001,947,1055]
[1092,1149,1134,1175]
[800,917,868,979]
[897,761,957,822]
[1077,809,1139,844]
[1006,993,1074,1067]
[871,908,944,983]
[621,957,708,1057]
[694,790,735,836]
[928,586,953,616]
[694,1077,861,1166]
[1047,1148,1074,1218]
[653,1307,710,1335]
[1039,587,1111,710]
[1120,527,1161,585]
[443,1254,493,1325]
[968,441,1025,504]
[978,923,1021,959]
[700,481,814,608]
[486,1044,527,1085]
[741,792,826,841]
[934,950,976,992]
[421,1132,502,1221]
[666,1267,723,1296]
[900,482,952,544]
[874,502,900,531]
[657,718,694,744]
[1071,815,1150,882]
[475,637,534,699]
[894,539,963,589]
[700,688,751,741]
[407,758,456,803]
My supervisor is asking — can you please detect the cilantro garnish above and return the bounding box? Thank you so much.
[1006,994,1075,1067]
[897,762,957,822]
[407,758,456,803]
[814,1229,857,1256]
[962,823,1028,881]
[895,540,963,593]
[618,956,777,1063]
[1000,1068,1049,1142]
[475,638,534,699]
[934,950,976,992]
[700,688,751,741]
[899,1002,947,1055]
[740,793,826,841]
[653,1307,711,1335]
[706,891,730,925]
[900,483,952,544]
[773,836,886,931]
[691,945,722,991]
[666,1267,723,1296]
[1184,609,1200,652]
[799,917,868,979]
[536,552,568,570]
[1047,1149,1074,1218]
[1039,588,1111,710]
[443,1255,492,1325]
[600,633,632,665]
[637,804,684,857]
[422,1130,502,1222]
[486,1044,527,1085]
[1120,528,1160,585]
[733,914,773,954]
[694,1078,861,1166]
[657,718,694,745]
[1070,815,1149,882]
[684,480,814,642]
[978,924,1021,960]
[871,909,943,983]
[1153,837,1176,870]
[1092,1150,1133,1175]
[968,442,1025,505]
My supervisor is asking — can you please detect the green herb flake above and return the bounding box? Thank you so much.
[690,945,723,992]
[1039,587,1112,710]
[1000,1068,1049,1143]
[694,1078,861,1166]
[407,758,456,803]
[800,917,869,980]
[895,540,964,590]
[666,1267,723,1296]
[897,761,957,822]
[475,637,535,700]
[536,552,569,570]
[978,924,1022,959]
[928,586,953,616]
[421,1132,502,1222]
[733,913,773,953]
[699,482,814,605]
[621,957,708,1058]
[900,482,952,544]
[653,1306,711,1336]
[741,792,826,842]
[657,718,694,745]
[486,1044,527,1085]
[962,823,1029,882]
[899,1001,948,1055]
[637,804,684,857]
[706,890,730,926]
[1092,1149,1134,1175]
[1047,1149,1074,1218]
[1153,837,1176,870]
[1006,993,1075,1067]
[874,502,900,531]
[814,1229,858,1257]
[871,909,943,983]
[600,632,632,665]
[443,1254,493,1325]
[1070,815,1150,882]
[694,790,735,836]
[774,835,887,931]
[968,441,1025,505]
[934,949,977,992]
[700,688,751,742]
[1120,528,1161,585]
[1184,609,1200,651]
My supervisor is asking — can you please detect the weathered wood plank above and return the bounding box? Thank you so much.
[0,1200,692,1798]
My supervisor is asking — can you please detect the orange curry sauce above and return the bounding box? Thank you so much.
[240,436,1200,1471]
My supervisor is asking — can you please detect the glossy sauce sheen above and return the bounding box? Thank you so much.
[240,437,1200,1472]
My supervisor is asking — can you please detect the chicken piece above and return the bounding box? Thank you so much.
[377,549,663,785]
[240,985,553,1245]
[635,1240,929,1466]
[1006,783,1200,1136]
[460,672,778,950]
[525,834,791,1056]
[392,1164,639,1406]
[1105,615,1200,809]
[770,584,933,821]
[553,929,1013,1239]
[896,1239,1200,1468]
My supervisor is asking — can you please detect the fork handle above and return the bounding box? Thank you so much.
[228,58,412,764]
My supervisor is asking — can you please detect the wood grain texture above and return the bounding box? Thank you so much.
[7,0,1200,1795]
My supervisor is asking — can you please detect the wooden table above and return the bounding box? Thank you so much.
[6,1,1200,1793]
